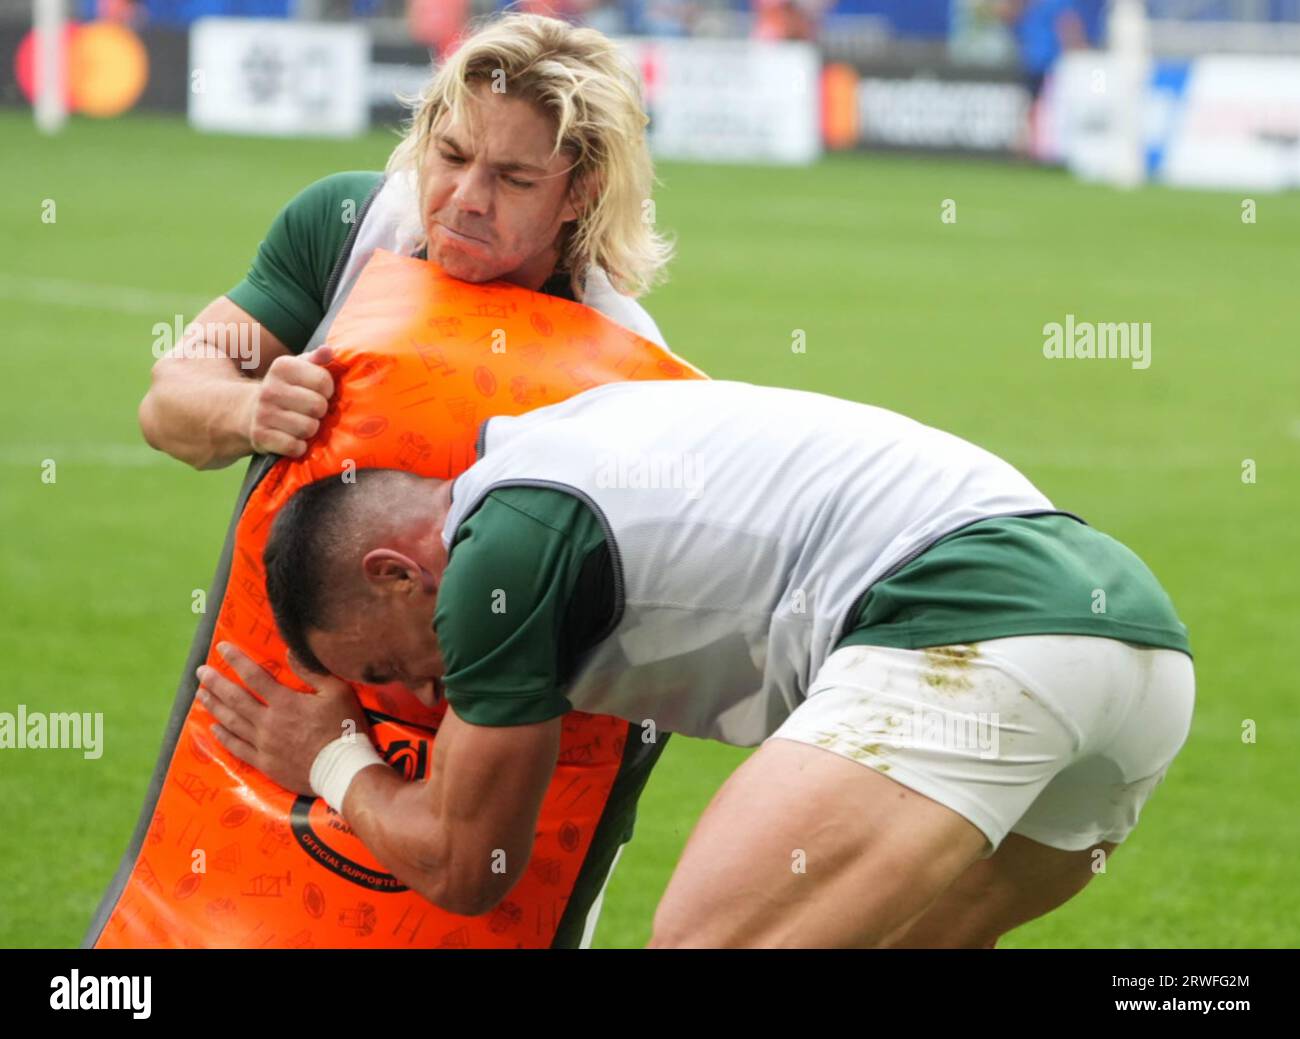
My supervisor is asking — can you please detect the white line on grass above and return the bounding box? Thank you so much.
[0,273,209,317]
[0,444,170,467]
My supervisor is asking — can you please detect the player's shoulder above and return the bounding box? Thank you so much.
[443,487,602,590]
[281,170,385,224]
[477,486,601,539]
[444,488,604,585]
[436,489,595,651]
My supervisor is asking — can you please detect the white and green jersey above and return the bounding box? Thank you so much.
[442,379,1065,745]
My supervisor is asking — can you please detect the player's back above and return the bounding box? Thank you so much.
[444,380,1060,744]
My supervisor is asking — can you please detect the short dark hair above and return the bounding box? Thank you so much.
[263,468,416,675]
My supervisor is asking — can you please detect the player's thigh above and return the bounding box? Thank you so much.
[885,833,1118,948]
[649,639,1079,948]
[648,736,989,948]
[888,638,1194,948]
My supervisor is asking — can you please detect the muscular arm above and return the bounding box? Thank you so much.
[138,295,290,470]
[343,707,562,916]
[337,489,604,915]
[139,172,375,469]
[202,491,607,915]
[201,644,562,918]
[138,295,334,470]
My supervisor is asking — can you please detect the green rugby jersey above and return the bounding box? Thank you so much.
[434,488,1191,728]
[434,487,614,727]
[837,513,1191,655]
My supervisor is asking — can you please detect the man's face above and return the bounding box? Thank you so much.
[307,588,446,708]
[421,84,582,290]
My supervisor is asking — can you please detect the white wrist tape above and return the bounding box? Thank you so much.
[310,734,385,814]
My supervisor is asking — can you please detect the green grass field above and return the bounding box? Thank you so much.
[1,110,1297,948]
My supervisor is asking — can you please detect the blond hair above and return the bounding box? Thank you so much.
[385,12,673,299]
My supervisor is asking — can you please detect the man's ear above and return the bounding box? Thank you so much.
[360,549,424,593]
[561,168,601,224]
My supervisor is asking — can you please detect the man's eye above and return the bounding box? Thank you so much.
[440,152,465,165]
[505,176,535,189]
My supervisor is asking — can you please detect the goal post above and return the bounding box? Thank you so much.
[33,0,67,134]
[1107,0,1152,189]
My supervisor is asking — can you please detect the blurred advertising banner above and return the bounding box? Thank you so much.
[817,61,1030,156]
[618,37,821,165]
[854,74,1028,153]
[10,19,149,117]
[1043,52,1300,192]
[187,17,369,138]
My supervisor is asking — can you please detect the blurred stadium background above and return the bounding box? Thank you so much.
[1,0,1297,948]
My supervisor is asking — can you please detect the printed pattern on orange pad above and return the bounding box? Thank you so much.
[90,251,706,948]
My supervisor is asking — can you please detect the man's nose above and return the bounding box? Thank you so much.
[451,165,491,216]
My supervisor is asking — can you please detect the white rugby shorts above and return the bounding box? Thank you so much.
[768,635,1195,852]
